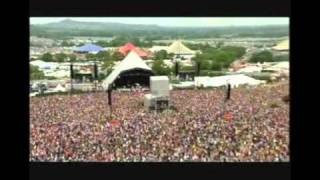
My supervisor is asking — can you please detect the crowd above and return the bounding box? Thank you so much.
[30,82,289,162]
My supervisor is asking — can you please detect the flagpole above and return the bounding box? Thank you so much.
[109,104,112,121]
[70,62,74,95]
[107,87,112,122]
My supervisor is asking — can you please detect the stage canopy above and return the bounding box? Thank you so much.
[102,51,153,90]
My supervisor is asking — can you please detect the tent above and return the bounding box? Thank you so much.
[167,40,195,55]
[53,84,67,92]
[272,39,289,51]
[74,44,104,53]
[195,74,265,88]
[236,66,262,73]
[118,42,150,57]
[272,62,289,69]
[30,60,47,68]
[118,42,136,55]
[30,60,58,70]
[132,47,151,57]
[172,81,195,89]
[264,62,289,75]
[45,70,70,78]
[102,51,154,90]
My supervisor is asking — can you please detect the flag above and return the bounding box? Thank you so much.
[223,112,233,121]
[110,119,120,126]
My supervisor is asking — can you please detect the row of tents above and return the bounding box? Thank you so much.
[32,39,289,91]
[73,40,197,59]
[101,50,270,90]
[30,49,279,92]
[74,38,289,55]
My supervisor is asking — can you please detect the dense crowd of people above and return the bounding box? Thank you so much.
[30,82,289,162]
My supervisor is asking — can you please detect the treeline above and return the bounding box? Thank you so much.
[31,22,289,40]
[40,51,124,63]
[192,46,247,71]
[249,51,289,63]
[40,53,77,62]
[95,36,153,47]
[30,65,45,80]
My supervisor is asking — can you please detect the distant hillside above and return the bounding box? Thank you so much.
[38,19,162,31]
[30,19,289,39]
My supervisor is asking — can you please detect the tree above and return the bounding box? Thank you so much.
[185,43,200,50]
[200,42,211,51]
[153,50,168,60]
[55,53,68,62]
[131,37,141,46]
[216,41,224,48]
[61,40,72,47]
[250,50,273,63]
[69,54,77,62]
[96,51,111,61]
[30,65,45,80]
[199,60,211,70]
[192,46,241,71]
[211,50,235,69]
[111,51,125,61]
[85,53,96,61]
[273,54,289,62]
[102,59,115,71]
[220,46,246,58]
[61,40,68,46]
[152,60,171,75]
[211,61,223,71]
[109,36,128,47]
[168,53,175,59]
[96,40,109,47]
[41,53,53,62]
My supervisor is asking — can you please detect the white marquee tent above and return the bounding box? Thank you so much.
[30,60,59,70]
[236,66,263,73]
[264,61,289,72]
[53,84,67,92]
[272,39,289,51]
[194,74,265,88]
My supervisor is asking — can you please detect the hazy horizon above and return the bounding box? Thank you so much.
[30,17,289,27]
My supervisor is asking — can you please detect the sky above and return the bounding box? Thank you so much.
[30,17,289,27]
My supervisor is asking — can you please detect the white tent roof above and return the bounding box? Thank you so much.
[172,81,195,88]
[272,61,289,69]
[30,60,46,65]
[167,40,195,54]
[46,70,70,78]
[195,74,265,88]
[236,66,262,73]
[163,60,174,67]
[264,61,289,72]
[30,60,58,69]
[102,51,152,90]
[53,84,67,92]
[272,39,289,51]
